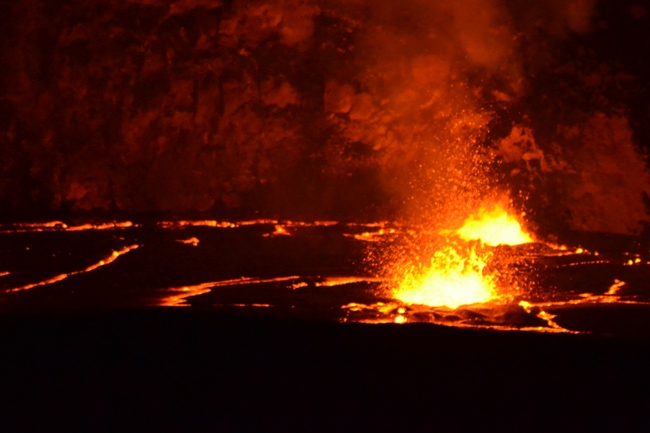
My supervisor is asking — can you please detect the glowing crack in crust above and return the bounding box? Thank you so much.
[341,301,581,333]
[158,276,302,307]
[315,276,385,287]
[345,227,397,242]
[518,301,576,333]
[7,245,139,292]
[0,221,136,233]
[2,218,647,335]
[158,275,385,307]
[158,219,339,230]
[177,237,200,246]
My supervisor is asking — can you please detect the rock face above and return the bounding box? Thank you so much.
[0,0,649,233]
[1,0,329,216]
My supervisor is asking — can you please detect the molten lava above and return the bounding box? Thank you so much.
[392,202,533,309]
[455,204,533,246]
[394,245,495,309]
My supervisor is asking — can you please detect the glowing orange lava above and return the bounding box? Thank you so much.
[9,244,139,292]
[177,237,200,246]
[264,225,291,237]
[392,202,533,309]
[393,244,495,309]
[454,203,533,246]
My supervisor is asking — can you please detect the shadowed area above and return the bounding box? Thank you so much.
[1,309,650,431]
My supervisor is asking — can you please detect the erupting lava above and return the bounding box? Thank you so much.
[455,204,533,246]
[395,244,495,309]
[392,202,533,309]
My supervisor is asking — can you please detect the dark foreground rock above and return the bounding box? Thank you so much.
[0,309,648,432]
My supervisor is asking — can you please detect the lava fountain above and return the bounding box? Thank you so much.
[394,243,495,309]
[455,204,533,246]
[392,201,534,309]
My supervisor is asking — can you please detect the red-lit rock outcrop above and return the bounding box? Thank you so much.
[0,0,648,233]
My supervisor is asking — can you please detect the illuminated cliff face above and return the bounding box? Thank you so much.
[0,0,649,234]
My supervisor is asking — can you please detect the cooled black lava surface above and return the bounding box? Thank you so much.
[1,222,650,431]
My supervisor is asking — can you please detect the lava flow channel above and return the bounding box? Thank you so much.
[392,202,533,309]
[6,245,139,292]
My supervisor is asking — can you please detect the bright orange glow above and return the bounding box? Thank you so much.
[66,221,135,231]
[158,282,214,307]
[177,237,200,246]
[390,201,534,310]
[315,276,384,287]
[455,204,533,246]
[264,225,291,237]
[346,227,397,242]
[393,245,495,309]
[606,279,626,295]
